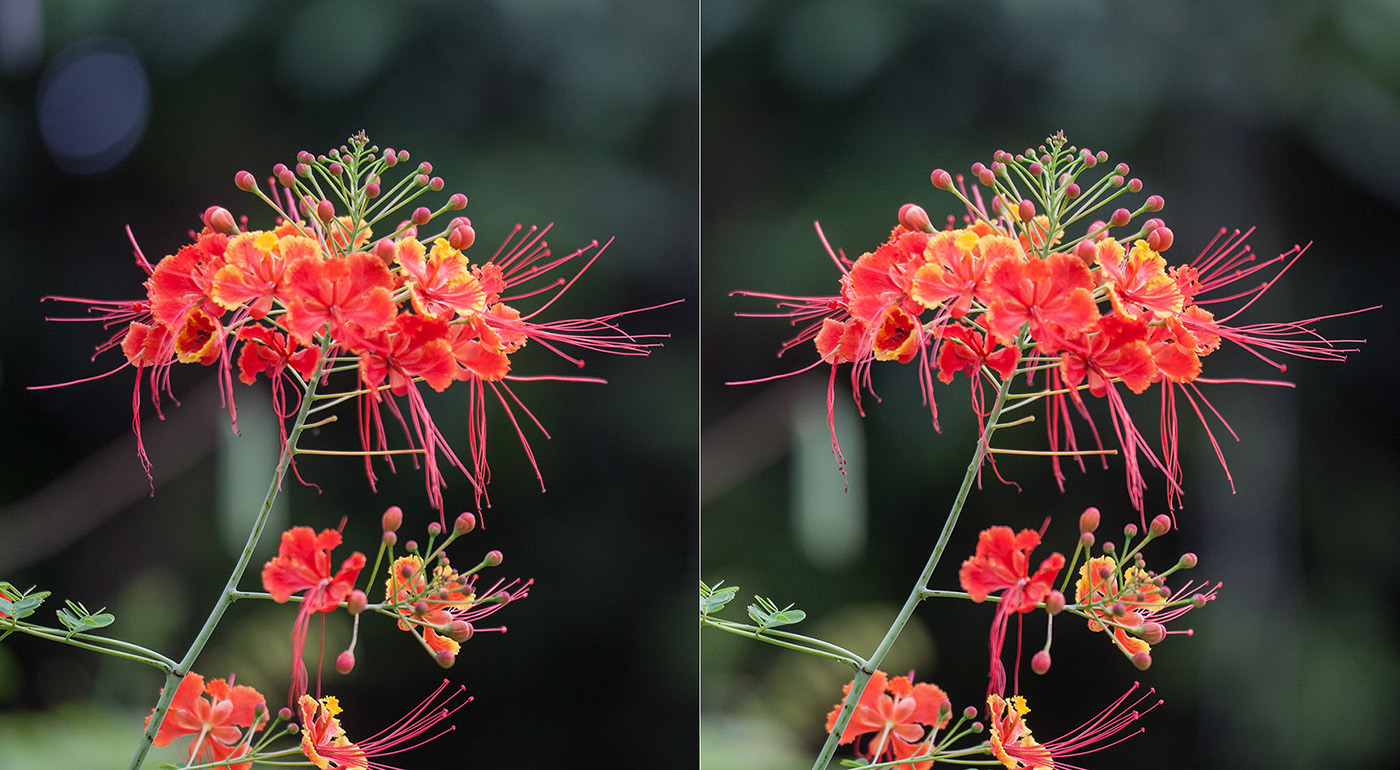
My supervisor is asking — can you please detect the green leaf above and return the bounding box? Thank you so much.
[54,600,115,638]
[700,580,740,616]
[0,583,50,621]
[747,595,806,632]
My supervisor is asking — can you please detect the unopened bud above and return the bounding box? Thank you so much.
[381,531,397,547]
[405,540,419,553]
[365,181,380,198]
[411,206,432,225]
[1123,523,1138,538]
[346,589,367,615]
[235,170,257,191]
[435,649,456,669]
[412,600,430,617]
[382,505,403,533]
[1079,507,1100,534]
[977,167,995,187]
[1149,514,1172,537]
[447,193,468,210]
[1044,590,1065,615]
[1082,149,1098,168]
[428,176,445,192]
[427,521,442,537]
[278,707,294,722]
[1138,622,1167,645]
[1109,174,1124,187]
[277,168,296,187]
[373,238,396,264]
[1017,199,1035,222]
[1103,541,1116,554]
[1114,162,1129,176]
[1148,226,1174,252]
[296,162,312,178]
[315,199,335,223]
[1028,161,1043,177]
[930,168,953,190]
[1144,194,1164,212]
[1127,177,1143,193]
[297,151,314,165]
[335,650,355,674]
[1110,207,1131,227]
[383,148,398,167]
[414,174,429,187]
[328,162,344,177]
[1074,240,1097,265]
[963,706,978,720]
[446,620,473,642]
[454,512,476,535]
[449,224,476,251]
[898,203,931,232]
[484,549,503,567]
[1065,182,1081,199]
[1131,650,1153,670]
[1178,552,1198,569]
[1110,602,1127,617]
[1031,650,1051,675]
[1079,532,1096,549]
[203,206,238,235]
[397,149,410,163]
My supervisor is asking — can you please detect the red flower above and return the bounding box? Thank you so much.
[261,526,366,705]
[987,685,1158,770]
[297,682,469,770]
[824,670,951,770]
[959,526,1064,696]
[146,672,266,770]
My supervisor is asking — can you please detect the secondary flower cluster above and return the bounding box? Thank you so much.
[46,132,667,512]
[741,132,1364,514]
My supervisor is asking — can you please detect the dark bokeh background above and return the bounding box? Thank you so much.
[0,1,696,767]
[702,2,1398,769]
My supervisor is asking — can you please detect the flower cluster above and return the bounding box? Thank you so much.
[44,132,668,513]
[740,131,1365,514]
[824,670,951,770]
[145,673,267,770]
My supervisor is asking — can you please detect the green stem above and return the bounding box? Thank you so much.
[809,374,1017,770]
[0,622,175,670]
[126,339,332,770]
[700,617,863,667]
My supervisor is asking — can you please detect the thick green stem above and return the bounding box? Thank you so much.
[809,374,1016,770]
[126,343,331,770]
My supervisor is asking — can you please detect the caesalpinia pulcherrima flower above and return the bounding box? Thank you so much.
[41,131,669,514]
[824,670,951,770]
[986,685,1159,770]
[959,525,1065,696]
[145,672,267,770]
[297,681,468,770]
[737,131,1370,516]
[383,552,530,666]
[261,526,366,704]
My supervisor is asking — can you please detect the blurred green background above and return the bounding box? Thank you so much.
[0,1,696,768]
[702,2,1398,769]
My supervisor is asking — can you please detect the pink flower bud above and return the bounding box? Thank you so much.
[411,206,432,225]
[373,238,396,264]
[1139,622,1167,645]
[235,170,256,191]
[335,650,355,674]
[203,206,238,235]
[346,589,367,615]
[1031,650,1051,675]
[1148,226,1174,252]
[435,649,456,669]
[446,620,473,642]
[1149,514,1172,537]
[381,531,398,547]
[1065,182,1080,199]
[454,512,476,535]
[977,167,995,187]
[1179,552,1198,569]
[930,168,953,190]
[1127,177,1143,193]
[1079,506,1100,533]
[328,162,343,177]
[447,193,467,210]
[1082,149,1098,168]
[1144,194,1164,212]
[428,176,444,192]
[449,224,476,251]
[1131,650,1152,670]
[397,149,410,163]
[278,707,294,722]
[1123,523,1138,538]
[365,182,380,199]
[1074,240,1097,265]
[413,174,429,188]
[297,151,314,165]
[898,203,931,232]
[315,199,335,223]
[418,161,433,174]
[1110,207,1131,227]
[484,549,503,567]
[1079,531,1096,549]
[1017,199,1035,222]
[296,162,312,178]
[277,169,296,187]
[1114,162,1129,176]
[1028,162,1043,177]
[427,521,442,537]
[383,148,398,167]
[1044,590,1065,615]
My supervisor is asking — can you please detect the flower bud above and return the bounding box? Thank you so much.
[412,600,430,617]
[435,649,456,669]
[346,589,367,615]
[383,148,398,166]
[427,521,442,537]
[397,149,410,163]
[1081,149,1097,167]
[373,238,397,264]
[277,168,296,187]
[1110,207,1131,227]
[1131,650,1152,670]
[1103,541,1116,554]
[328,162,344,177]
[1044,590,1065,615]
[381,505,403,532]
[398,560,417,579]
[381,530,398,547]
[296,162,312,178]
[1147,226,1174,252]
[454,512,476,535]
[1178,552,1198,569]
[1138,622,1167,645]
[898,203,932,232]
[449,224,476,251]
[335,650,355,675]
[484,549,503,567]
[447,193,468,210]
[1149,514,1172,537]
[1017,199,1036,222]
[278,706,294,722]
[930,168,953,190]
[1110,602,1127,617]
[1079,532,1095,549]
[1079,506,1100,534]
[1074,240,1097,265]
[1031,650,1051,675]
[314,199,335,223]
[1144,194,1164,212]
[445,620,473,642]
[365,181,380,198]
[977,167,996,187]
[1096,150,1109,163]
[413,174,429,188]
[203,206,238,235]
[411,206,432,225]
[1028,161,1043,177]
[1127,177,1143,193]
[1065,182,1080,199]
[1109,174,1124,187]
[428,176,445,192]
[235,170,257,191]
[1123,523,1138,538]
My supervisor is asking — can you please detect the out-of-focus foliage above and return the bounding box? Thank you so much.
[702,2,1399,769]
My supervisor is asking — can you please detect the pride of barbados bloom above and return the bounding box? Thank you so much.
[986,685,1159,770]
[735,132,1369,515]
[297,681,469,770]
[959,526,1065,696]
[145,672,267,770]
[824,670,951,770]
[41,132,669,513]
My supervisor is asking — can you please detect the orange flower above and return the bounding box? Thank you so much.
[146,672,266,770]
[824,670,950,770]
[383,554,530,664]
[959,526,1065,696]
[986,685,1158,770]
[297,682,468,770]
